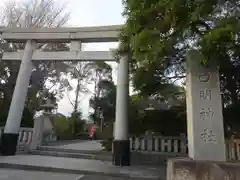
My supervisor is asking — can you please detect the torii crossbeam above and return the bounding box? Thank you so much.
[3,51,115,61]
[0,25,130,167]
[0,25,122,42]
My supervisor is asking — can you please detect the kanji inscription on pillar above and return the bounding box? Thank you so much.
[200,89,212,100]
[200,129,217,144]
[198,72,210,82]
[200,108,214,121]
[198,71,217,144]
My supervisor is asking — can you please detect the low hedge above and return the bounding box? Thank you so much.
[100,137,113,151]
[95,122,114,151]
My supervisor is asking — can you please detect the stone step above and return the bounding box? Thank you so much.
[37,146,109,155]
[29,149,112,161]
[33,147,177,166]
[0,155,164,180]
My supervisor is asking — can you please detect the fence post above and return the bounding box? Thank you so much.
[154,136,159,152]
[30,115,44,150]
[180,133,187,154]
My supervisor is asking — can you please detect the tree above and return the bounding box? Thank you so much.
[53,111,86,139]
[69,111,86,136]
[0,0,70,126]
[89,79,116,125]
[119,0,240,135]
[61,61,112,135]
[90,62,112,124]
[63,62,94,113]
[53,115,71,138]
[119,0,240,99]
[129,91,186,136]
[92,62,113,97]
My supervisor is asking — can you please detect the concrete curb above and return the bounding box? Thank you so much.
[0,162,163,180]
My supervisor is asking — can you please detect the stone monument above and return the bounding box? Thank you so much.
[167,50,240,180]
[185,50,226,161]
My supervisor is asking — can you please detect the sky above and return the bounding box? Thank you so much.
[0,0,126,118]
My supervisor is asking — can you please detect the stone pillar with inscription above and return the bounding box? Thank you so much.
[166,51,240,180]
[185,50,226,162]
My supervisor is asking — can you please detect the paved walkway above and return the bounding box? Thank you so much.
[0,155,165,179]
[0,169,158,180]
[0,169,84,180]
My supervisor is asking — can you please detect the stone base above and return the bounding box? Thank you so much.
[167,158,240,180]
[0,133,19,156]
[112,140,130,166]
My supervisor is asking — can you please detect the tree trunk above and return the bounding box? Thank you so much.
[72,79,80,136]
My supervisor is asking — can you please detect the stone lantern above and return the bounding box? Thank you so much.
[30,98,57,150]
[40,98,56,116]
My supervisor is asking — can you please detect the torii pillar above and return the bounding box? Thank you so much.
[112,54,130,166]
[0,40,36,155]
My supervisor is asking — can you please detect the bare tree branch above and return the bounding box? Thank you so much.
[66,90,75,107]
[0,0,70,109]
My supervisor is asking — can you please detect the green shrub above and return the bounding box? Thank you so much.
[76,131,89,139]
[95,122,113,140]
[53,116,72,138]
[95,122,114,151]
[75,120,86,134]
[100,137,113,151]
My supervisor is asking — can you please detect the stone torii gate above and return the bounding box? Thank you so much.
[1,25,236,177]
[0,25,130,166]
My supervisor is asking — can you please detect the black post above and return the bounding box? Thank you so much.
[0,132,19,155]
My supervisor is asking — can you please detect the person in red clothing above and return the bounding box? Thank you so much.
[89,124,97,140]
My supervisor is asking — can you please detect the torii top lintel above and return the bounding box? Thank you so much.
[0,25,122,43]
